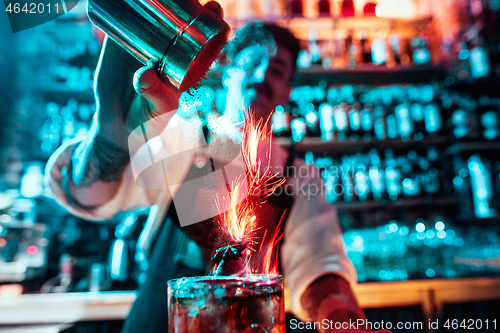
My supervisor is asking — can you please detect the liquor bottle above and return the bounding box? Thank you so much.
[304,102,320,137]
[420,147,441,196]
[308,28,322,66]
[348,103,361,141]
[324,164,341,203]
[410,102,425,137]
[451,108,469,139]
[373,104,387,141]
[354,154,371,202]
[360,30,372,64]
[469,45,491,79]
[410,35,431,65]
[341,0,355,16]
[368,149,386,201]
[394,102,414,140]
[291,117,307,142]
[360,102,374,141]
[318,0,331,16]
[389,33,402,65]
[468,155,496,218]
[289,0,304,16]
[401,151,422,198]
[423,103,443,137]
[371,30,388,66]
[331,30,347,69]
[319,103,335,141]
[452,154,473,218]
[480,110,500,140]
[345,31,356,67]
[271,105,291,137]
[334,104,349,140]
[341,156,356,203]
[384,149,402,201]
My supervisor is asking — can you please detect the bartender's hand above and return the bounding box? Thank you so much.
[95,0,224,147]
[302,274,393,333]
[65,1,224,208]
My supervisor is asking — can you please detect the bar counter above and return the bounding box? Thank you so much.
[1,277,499,328]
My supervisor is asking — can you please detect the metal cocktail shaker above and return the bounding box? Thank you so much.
[87,0,230,91]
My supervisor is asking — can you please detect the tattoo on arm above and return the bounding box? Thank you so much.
[72,135,130,187]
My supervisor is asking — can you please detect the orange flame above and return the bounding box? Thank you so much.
[216,111,286,275]
[252,211,286,275]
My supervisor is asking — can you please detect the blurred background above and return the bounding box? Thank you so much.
[0,0,499,332]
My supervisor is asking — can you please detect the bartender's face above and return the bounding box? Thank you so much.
[223,40,294,122]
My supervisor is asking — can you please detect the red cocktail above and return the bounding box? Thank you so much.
[168,274,285,333]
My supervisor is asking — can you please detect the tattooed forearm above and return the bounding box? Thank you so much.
[72,135,130,187]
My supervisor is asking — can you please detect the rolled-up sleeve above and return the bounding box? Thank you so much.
[43,115,198,221]
[281,159,357,322]
[43,138,165,221]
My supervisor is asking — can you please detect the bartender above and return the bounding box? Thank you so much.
[45,2,382,332]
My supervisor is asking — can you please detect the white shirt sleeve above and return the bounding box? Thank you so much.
[43,115,198,221]
[280,157,357,322]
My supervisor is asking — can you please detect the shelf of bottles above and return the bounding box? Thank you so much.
[343,216,500,282]
[11,3,100,159]
[270,77,500,281]
[216,0,500,87]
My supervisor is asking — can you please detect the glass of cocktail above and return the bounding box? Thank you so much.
[167,274,285,333]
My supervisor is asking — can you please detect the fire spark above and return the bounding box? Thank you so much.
[212,112,286,276]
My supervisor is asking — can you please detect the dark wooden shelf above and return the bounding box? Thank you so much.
[455,215,500,225]
[452,141,500,152]
[275,136,450,154]
[38,85,95,103]
[293,65,445,86]
[333,196,459,213]
[200,65,445,88]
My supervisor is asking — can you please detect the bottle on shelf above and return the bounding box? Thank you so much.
[395,102,414,140]
[368,149,386,201]
[344,30,357,70]
[289,0,304,16]
[370,28,389,66]
[341,155,356,203]
[271,104,291,137]
[324,162,341,204]
[373,104,387,141]
[348,103,362,141]
[451,108,469,140]
[334,103,349,140]
[318,0,331,16]
[410,35,431,65]
[304,102,320,137]
[480,109,500,141]
[468,155,497,218]
[360,101,375,142]
[423,146,442,196]
[401,150,422,198]
[353,154,371,202]
[291,117,307,142]
[359,29,372,64]
[389,32,402,65]
[308,28,322,66]
[384,149,402,201]
[340,0,355,16]
[319,102,335,141]
[331,30,347,69]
